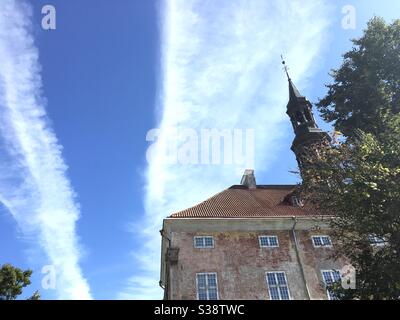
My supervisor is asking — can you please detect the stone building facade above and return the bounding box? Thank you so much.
[160,184,347,300]
[159,75,347,300]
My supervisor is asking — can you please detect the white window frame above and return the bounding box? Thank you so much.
[368,234,387,247]
[291,195,303,207]
[196,272,219,300]
[312,235,333,248]
[265,271,291,300]
[259,235,279,248]
[321,270,341,300]
[194,236,214,248]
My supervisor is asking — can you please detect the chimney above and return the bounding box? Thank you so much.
[240,169,257,189]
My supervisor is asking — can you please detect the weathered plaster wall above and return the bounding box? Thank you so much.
[165,221,346,300]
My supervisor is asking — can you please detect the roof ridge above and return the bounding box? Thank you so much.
[229,184,297,189]
[169,185,315,219]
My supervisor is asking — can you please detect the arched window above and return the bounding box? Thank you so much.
[304,108,313,122]
[296,111,304,124]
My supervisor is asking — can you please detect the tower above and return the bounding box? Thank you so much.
[282,58,331,176]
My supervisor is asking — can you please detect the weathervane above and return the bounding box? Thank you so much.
[280,54,291,81]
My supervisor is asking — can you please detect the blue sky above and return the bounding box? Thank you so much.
[0,0,399,299]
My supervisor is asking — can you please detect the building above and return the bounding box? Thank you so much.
[159,73,347,300]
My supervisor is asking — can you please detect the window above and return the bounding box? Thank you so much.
[312,235,332,247]
[194,236,214,248]
[291,195,303,207]
[296,111,304,124]
[368,234,387,247]
[266,272,290,300]
[196,273,218,300]
[321,270,341,300]
[259,235,279,248]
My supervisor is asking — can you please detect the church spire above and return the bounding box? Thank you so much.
[281,56,331,177]
[281,55,305,102]
[281,54,291,81]
[288,78,304,101]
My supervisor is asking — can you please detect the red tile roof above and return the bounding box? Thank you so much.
[170,185,318,218]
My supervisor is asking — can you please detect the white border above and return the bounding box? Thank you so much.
[196,272,219,300]
[312,235,333,248]
[194,236,215,248]
[368,234,387,247]
[259,235,279,248]
[321,269,341,300]
[265,271,291,300]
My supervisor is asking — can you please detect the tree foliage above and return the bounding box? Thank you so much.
[0,263,38,300]
[302,17,400,299]
[302,103,400,300]
[27,290,41,300]
[317,17,400,138]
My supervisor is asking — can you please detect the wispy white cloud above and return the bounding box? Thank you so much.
[0,0,91,299]
[120,0,333,299]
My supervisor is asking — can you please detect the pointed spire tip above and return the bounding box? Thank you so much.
[280,54,291,81]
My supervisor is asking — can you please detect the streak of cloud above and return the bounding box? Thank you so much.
[121,0,333,299]
[0,0,92,299]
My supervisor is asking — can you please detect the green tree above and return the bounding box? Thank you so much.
[0,263,39,300]
[317,17,400,138]
[302,16,400,299]
[301,113,400,299]
[27,290,41,300]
